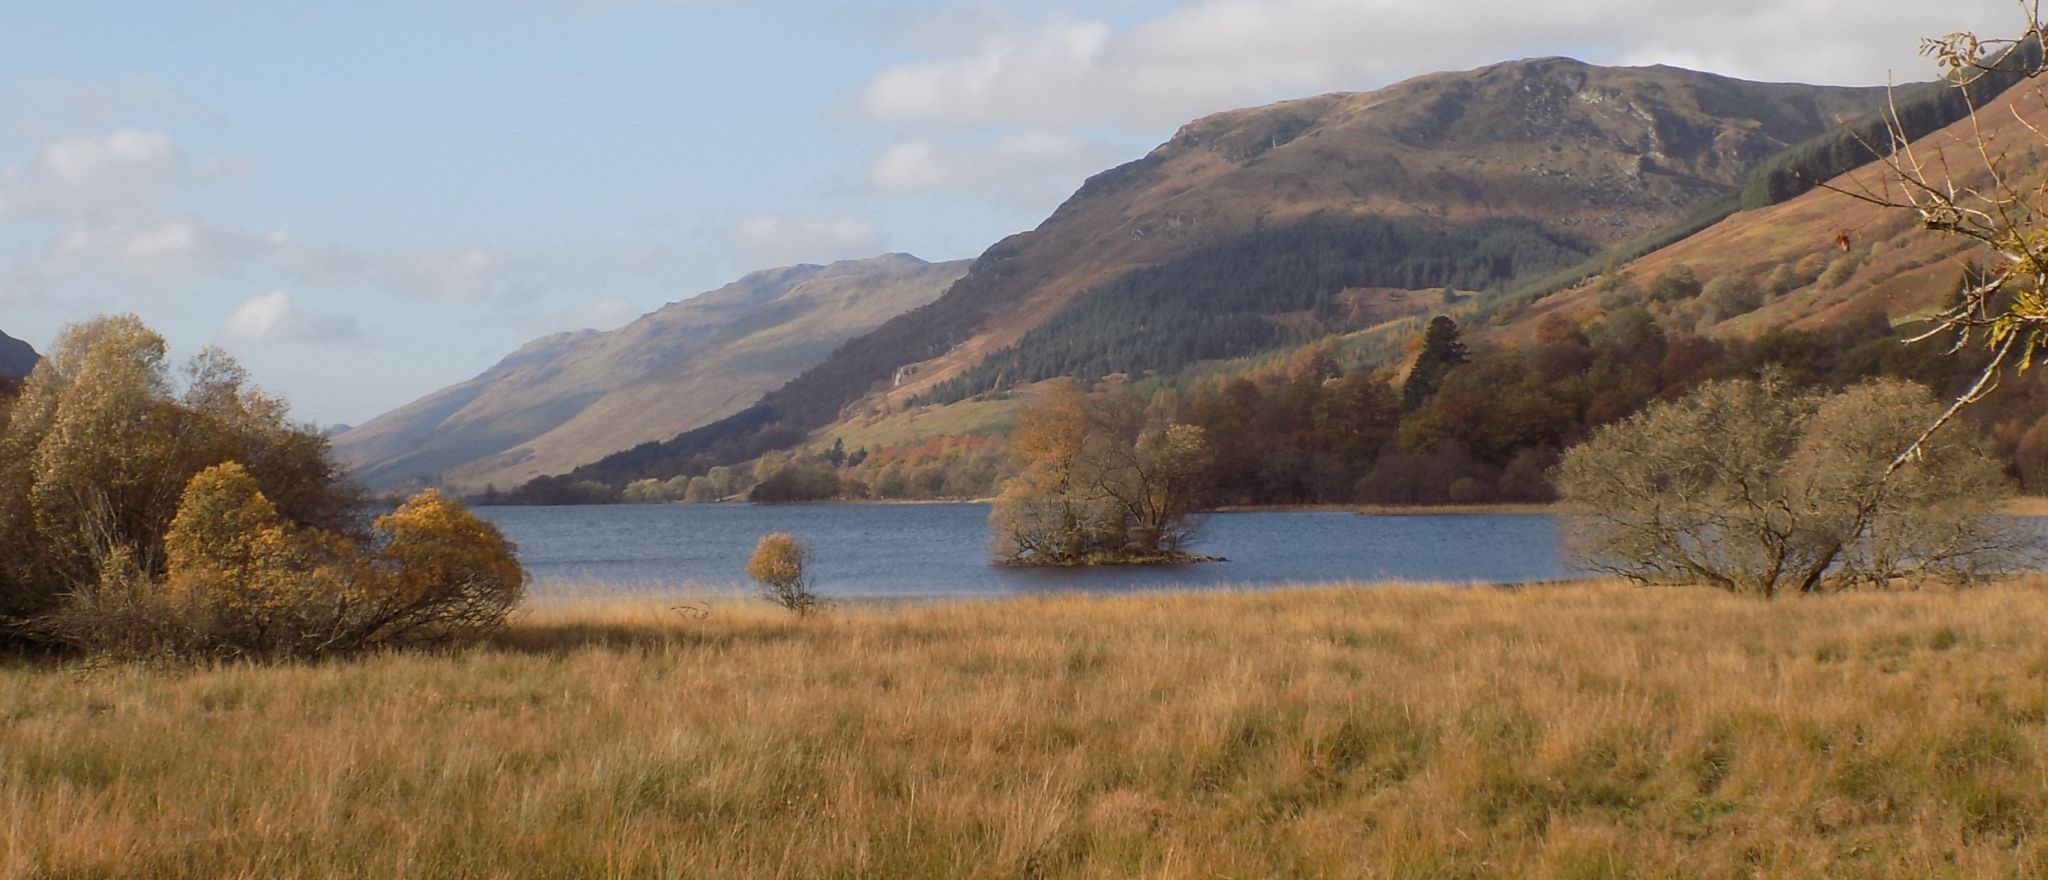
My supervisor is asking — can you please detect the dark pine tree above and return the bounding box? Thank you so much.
[1401,316,1469,410]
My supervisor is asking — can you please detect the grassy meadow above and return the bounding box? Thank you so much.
[7,579,2048,878]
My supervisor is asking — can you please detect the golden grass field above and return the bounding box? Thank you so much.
[6,579,2048,878]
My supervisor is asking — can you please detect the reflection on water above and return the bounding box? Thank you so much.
[476,502,1581,599]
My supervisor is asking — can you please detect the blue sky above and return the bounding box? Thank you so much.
[0,0,2014,426]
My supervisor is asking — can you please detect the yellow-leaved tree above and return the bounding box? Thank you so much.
[364,490,527,646]
[989,381,1211,566]
[746,531,819,615]
[1,314,524,658]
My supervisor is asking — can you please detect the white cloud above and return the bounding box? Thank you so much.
[220,291,362,344]
[856,1,2019,133]
[727,214,886,271]
[0,129,190,222]
[868,131,1135,205]
[0,124,707,310]
[848,0,2020,211]
[566,296,645,332]
[5,78,205,142]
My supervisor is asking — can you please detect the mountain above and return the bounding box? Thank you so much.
[334,253,967,492]
[1502,74,2048,345]
[0,330,37,379]
[544,58,1898,490]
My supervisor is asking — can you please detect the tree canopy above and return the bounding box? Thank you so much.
[989,383,1211,566]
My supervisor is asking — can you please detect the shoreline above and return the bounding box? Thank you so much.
[487,497,2048,515]
[519,575,1615,612]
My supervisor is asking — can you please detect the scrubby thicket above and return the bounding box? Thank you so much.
[0,315,524,658]
[613,435,1008,505]
[1559,377,2029,596]
[1170,296,2047,507]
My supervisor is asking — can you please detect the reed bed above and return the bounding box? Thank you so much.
[5,578,2048,878]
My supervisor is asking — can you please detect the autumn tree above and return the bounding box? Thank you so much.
[747,531,819,615]
[361,490,526,647]
[989,382,1210,565]
[1556,377,2024,596]
[0,314,522,657]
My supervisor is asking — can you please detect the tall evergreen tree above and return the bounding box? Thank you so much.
[1401,316,1469,410]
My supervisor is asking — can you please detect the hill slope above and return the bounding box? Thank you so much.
[334,254,966,492]
[0,330,36,379]
[548,58,1895,490]
[1503,76,2048,344]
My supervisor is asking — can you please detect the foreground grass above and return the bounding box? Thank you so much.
[6,581,2048,878]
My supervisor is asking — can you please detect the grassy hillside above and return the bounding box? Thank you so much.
[1501,77,2048,343]
[9,580,2048,877]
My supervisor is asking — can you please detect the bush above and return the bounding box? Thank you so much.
[987,383,1209,565]
[1700,273,1764,321]
[748,458,840,502]
[368,490,527,647]
[42,471,524,659]
[1647,265,1702,303]
[1816,252,1864,289]
[747,532,820,616]
[1762,264,1799,297]
[1556,377,2027,596]
[0,315,524,658]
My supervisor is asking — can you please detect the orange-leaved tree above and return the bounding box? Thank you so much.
[989,381,1209,566]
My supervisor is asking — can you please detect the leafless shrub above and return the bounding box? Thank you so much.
[1556,377,2031,596]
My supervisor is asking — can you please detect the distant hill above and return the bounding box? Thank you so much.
[334,254,966,492]
[543,58,1897,491]
[0,330,37,380]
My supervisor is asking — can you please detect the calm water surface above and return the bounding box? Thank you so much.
[476,503,1580,599]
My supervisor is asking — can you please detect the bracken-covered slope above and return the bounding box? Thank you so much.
[550,58,1895,488]
[1503,76,2048,345]
[0,330,37,379]
[334,254,966,492]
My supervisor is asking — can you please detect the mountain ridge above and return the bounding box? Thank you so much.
[334,253,966,492]
[0,330,37,380]
[534,57,1901,492]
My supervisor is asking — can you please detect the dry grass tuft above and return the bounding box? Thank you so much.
[7,578,2048,877]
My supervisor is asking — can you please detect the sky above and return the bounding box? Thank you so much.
[0,0,2019,427]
